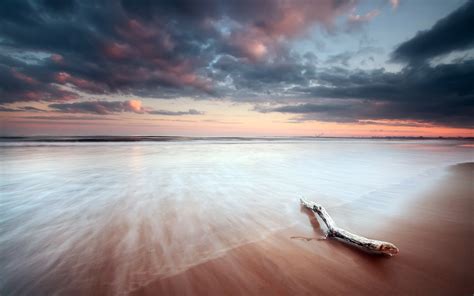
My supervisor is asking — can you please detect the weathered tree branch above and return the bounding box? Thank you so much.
[300,198,399,256]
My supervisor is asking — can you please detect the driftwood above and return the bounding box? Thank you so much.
[300,198,399,256]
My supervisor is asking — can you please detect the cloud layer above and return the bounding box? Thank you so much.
[48,100,204,116]
[391,0,474,64]
[1,0,473,129]
[0,0,355,103]
[49,100,146,115]
[259,1,474,128]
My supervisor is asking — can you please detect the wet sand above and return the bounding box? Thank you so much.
[2,162,473,295]
[131,163,474,296]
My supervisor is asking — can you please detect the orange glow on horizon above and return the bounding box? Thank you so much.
[1,99,472,137]
[1,110,472,138]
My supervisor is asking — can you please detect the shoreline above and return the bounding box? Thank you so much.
[131,162,473,295]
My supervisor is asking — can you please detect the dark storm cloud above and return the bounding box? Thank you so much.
[258,103,352,114]
[0,56,79,103]
[19,115,116,121]
[391,0,474,63]
[0,106,46,112]
[1,0,473,129]
[256,102,362,123]
[49,100,146,115]
[295,61,474,102]
[148,109,203,116]
[0,0,216,104]
[261,98,474,128]
[0,0,355,104]
[256,1,474,128]
[209,53,316,95]
[260,60,474,127]
[47,100,204,116]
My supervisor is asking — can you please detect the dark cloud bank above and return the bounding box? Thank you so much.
[260,0,474,128]
[49,100,203,116]
[0,0,473,128]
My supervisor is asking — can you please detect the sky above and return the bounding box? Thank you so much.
[0,0,473,137]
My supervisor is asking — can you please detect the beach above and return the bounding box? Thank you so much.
[132,162,473,296]
[0,139,472,295]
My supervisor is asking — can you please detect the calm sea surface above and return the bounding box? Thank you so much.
[0,139,472,294]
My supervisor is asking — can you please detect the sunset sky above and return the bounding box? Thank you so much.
[0,0,473,137]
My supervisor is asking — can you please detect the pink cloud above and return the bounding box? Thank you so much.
[390,0,400,10]
[228,30,271,61]
[263,1,354,37]
[124,100,144,113]
[12,69,37,85]
[55,72,106,93]
[103,42,132,59]
[223,0,356,61]
[50,54,64,63]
